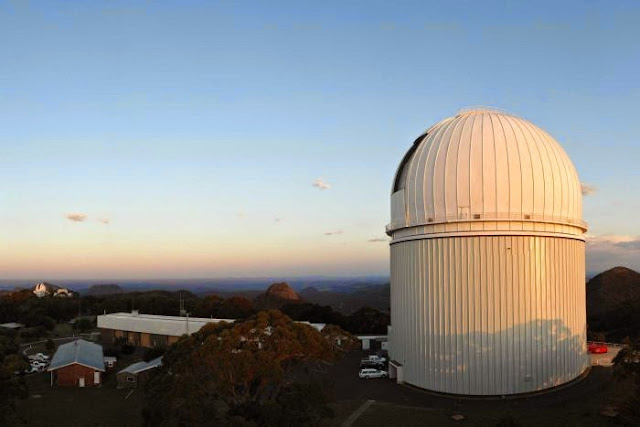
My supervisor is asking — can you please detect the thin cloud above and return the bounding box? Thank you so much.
[325,230,343,236]
[236,211,245,219]
[274,217,284,223]
[368,237,389,243]
[581,183,597,196]
[585,234,640,273]
[65,212,87,222]
[312,178,331,190]
[98,217,110,225]
[586,234,640,248]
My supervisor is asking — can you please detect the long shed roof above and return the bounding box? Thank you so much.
[118,356,163,375]
[97,312,327,337]
[98,312,233,337]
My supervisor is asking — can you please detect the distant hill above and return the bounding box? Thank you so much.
[299,283,390,315]
[86,284,124,296]
[254,283,301,309]
[299,287,321,299]
[587,266,640,341]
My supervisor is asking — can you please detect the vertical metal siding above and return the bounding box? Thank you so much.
[389,235,588,395]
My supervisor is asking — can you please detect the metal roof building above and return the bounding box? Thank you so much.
[48,339,105,372]
[117,356,163,389]
[387,109,589,395]
[48,339,105,387]
[98,311,233,337]
[98,311,328,348]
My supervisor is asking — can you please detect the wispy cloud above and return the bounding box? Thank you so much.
[274,217,284,223]
[236,211,245,219]
[581,183,597,196]
[98,217,110,225]
[65,212,87,222]
[586,234,640,249]
[368,237,388,243]
[312,178,331,190]
[325,230,343,236]
[585,234,640,273]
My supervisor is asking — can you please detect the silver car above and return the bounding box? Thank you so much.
[359,368,388,379]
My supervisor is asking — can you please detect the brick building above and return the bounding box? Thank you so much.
[47,339,105,387]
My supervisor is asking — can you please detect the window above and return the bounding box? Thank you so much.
[127,376,135,382]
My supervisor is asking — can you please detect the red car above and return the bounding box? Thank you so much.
[588,343,608,354]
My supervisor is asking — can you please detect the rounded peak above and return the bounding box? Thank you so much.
[265,282,300,301]
[456,106,515,117]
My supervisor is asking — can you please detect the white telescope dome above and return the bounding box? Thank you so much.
[388,108,586,238]
[387,108,589,395]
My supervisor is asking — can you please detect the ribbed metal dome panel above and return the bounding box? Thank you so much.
[389,109,585,235]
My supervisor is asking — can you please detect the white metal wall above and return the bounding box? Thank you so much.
[389,234,589,395]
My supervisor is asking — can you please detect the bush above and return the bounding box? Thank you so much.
[73,317,94,332]
[143,346,166,362]
[121,344,135,355]
[104,347,120,357]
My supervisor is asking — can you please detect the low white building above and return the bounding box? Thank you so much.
[97,311,327,348]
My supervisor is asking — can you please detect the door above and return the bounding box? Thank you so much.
[94,371,100,385]
[79,377,85,388]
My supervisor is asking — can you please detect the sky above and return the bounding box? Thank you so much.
[0,0,639,280]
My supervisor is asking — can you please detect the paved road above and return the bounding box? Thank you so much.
[20,336,81,355]
[590,344,623,367]
[328,350,622,415]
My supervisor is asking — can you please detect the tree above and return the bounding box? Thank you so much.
[143,346,166,362]
[613,340,640,423]
[0,329,28,425]
[321,324,359,352]
[143,311,336,426]
[73,317,94,332]
[45,339,55,353]
[342,307,390,334]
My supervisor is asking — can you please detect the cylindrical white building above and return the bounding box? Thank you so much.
[387,108,589,395]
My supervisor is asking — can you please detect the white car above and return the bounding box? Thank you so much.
[30,360,47,369]
[359,368,388,379]
[23,366,40,374]
[361,355,387,364]
[34,353,50,362]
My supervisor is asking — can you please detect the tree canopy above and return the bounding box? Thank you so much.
[143,310,336,426]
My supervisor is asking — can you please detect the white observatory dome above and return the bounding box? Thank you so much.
[388,108,586,238]
[387,108,589,396]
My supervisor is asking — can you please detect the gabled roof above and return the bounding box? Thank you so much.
[118,356,163,375]
[48,339,105,372]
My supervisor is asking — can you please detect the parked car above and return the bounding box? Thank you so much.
[360,360,385,369]
[30,360,47,369]
[33,353,50,362]
[359,368,388,379]
[361,355,386,364]
[588,343,608,354]
[23,366,40,374]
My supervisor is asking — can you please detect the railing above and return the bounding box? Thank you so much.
[386,212,588,234]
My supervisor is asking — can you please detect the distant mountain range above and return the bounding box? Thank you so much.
[3,267,639,337]
[0,276,389,295]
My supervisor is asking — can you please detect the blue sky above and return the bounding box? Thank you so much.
[1,0,638,279]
